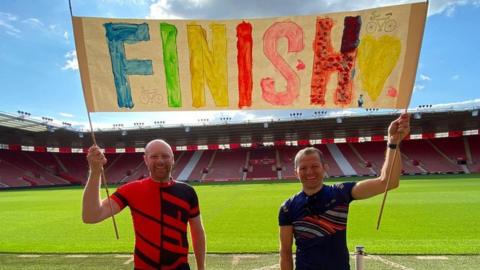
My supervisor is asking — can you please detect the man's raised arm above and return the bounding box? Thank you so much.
[352,113,411,200]
[82,145,121,223]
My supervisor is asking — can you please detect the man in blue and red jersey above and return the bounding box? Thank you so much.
[83,139,206,270]
[279,113,410,270]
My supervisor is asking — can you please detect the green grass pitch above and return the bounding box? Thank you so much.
[0,174,479,254]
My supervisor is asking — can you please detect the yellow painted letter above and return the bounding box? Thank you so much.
[187,23,228,108]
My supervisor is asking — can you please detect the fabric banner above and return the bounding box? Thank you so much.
[72,2,427,112]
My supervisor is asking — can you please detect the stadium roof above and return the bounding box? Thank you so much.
[0,109,478,149]
[0,112,52,132]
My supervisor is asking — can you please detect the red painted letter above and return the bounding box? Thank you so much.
[261,22,304,106]
[237,21,253,108]
[310,16,361,106]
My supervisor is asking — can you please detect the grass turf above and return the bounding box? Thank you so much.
[0,174,479,254]
[2,254,480,270]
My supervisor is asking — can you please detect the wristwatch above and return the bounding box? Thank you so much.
[388,143,398,149]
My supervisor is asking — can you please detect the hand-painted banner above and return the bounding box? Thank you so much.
[72,2,427,112]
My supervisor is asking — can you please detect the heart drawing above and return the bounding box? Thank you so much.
[357,35,401,102]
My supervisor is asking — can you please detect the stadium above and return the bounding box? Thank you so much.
[1,104,479,269]
[1,106,479,186]
[2,0,480,269]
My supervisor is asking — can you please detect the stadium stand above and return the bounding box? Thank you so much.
[313,144,347,177]
[467,135,480,172]
[204,149,247,181]
[0,159,33,187]
[277,146,298,179]
[124,161,149,182]
[0,150,69,186]
[246,147,278,180]
[0,108,479,188]
[56,153,88,184]
[104,153,144,184]
[171,151,194,179]
[336,143,375,176]
[430,137,466,163]
[401,140,462,173]
[352,141,387,174]
[1,136,479,188]
[187,150,214,181]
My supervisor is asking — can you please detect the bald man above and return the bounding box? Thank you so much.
[83,139,206,270]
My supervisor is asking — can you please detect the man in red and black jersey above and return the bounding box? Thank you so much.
[83,139,206,270]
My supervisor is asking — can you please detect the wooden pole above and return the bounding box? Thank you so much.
[69,0,119,239]
[87,112,120,239]
[376,0,429,230]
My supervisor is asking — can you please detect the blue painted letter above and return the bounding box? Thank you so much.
[104,23,153,109]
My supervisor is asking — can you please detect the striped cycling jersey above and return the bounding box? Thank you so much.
[279,182,356,270]
[111,178,199,270]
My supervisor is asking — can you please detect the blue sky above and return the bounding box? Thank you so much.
[0,0,479,130]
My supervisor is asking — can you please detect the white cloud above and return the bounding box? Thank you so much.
[146,0,477,19]
[0,12,21,37]
[47,25,70,41]
[5,30,20,37]
[429,99,480,109]
[451,74,460,80]
[1,13,63,39]
[320,0,476,17]
[101,0,150,5]
[22,19,67,40]
[428,0,470,17]
[59,112,74,118]
[0,12,17,21]
[419,74,432,81]
[413,84,425,92]
[22,17,44,27]
[147,0,183,19]
[215,110,274,122]
[62,50,79,71]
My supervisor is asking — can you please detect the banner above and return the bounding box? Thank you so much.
[72,2,427,112]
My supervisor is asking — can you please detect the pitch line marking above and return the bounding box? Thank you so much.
[65,255,89,258]
[115,254,132,258]
[350,255,372,260]
[416,256,448,260]
[123,257,134,265]
[251,263,280,270]
[369,255,414,270]
[231,254,260,265]
[18,255,41,258]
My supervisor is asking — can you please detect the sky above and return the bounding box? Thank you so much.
[0,0,479,130]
